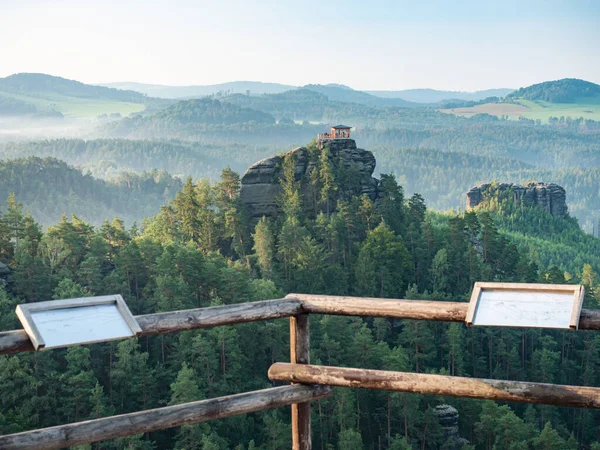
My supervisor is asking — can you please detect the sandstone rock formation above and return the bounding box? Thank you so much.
[240,139,380,222]
[434,404,469,450]
[466,182,568,217]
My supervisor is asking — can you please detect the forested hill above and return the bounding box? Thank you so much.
[102,98,279,139]
[302,84,419,107]
[464,185,600,276]
[506,78,600,103]
[0,157,181,226]
[0,73,147,103]
[367,87,515,103]
[0,73,172,118]
[99,80,296,98]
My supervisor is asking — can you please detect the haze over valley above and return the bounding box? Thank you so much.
[2,72,600,232]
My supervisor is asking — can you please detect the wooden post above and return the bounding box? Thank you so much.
[290,314,311,450]
[269,363,600,409]
[0,384,332,450]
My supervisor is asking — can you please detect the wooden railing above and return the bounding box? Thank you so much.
[317,133,333,140]
[2,294,600,449]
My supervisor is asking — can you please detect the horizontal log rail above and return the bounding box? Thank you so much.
[2,294,600,356]
[0,298,303,355]
[269,363,600,409]
[0,384,333,450]
[288,293,600,330]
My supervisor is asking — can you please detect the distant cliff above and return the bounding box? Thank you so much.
[466,182,568,217]
[240,139,380,222]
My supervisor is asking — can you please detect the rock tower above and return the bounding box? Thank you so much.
[466,182,568,217]
[240,139,380,222]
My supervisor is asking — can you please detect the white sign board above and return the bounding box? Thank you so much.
[465,282,585,330]
[16,295,142,350]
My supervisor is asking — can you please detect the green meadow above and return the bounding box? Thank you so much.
[443,97,600,122]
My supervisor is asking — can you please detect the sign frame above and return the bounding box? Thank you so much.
[465,282,585,330]
[16,295,142,350]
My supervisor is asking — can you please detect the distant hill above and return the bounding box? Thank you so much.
[0,73,159,117]
[367,88,515,103]
[149,98,275,125]
[102,97,278,139]
[302,84,419,107]
[506,78,600,103]
[0,94,37,115]
[99,81,296,99]
[445,79,600,122]
[217,89,330,122]
[0,73,147,102]
[0,156,181,226]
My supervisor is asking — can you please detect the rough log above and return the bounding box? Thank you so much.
[290,315,311,450]
[290,293,600,329]
[3,295,600,356]
[136,298,303,334]
[269,363,600,409]
[290,293,468,322]
[0,298,303,355]
[0,384,332,450]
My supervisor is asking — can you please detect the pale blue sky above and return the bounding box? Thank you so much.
[1,0,599,91]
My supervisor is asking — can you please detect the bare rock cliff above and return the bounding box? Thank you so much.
[240,139,380,221]
[466,182,568,217]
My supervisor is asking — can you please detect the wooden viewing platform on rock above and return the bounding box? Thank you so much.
[317,124,352,142]
[2,292,600,449]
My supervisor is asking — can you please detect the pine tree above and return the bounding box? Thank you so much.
[279,152,302,222]
[252,217,275,279]
[355,222,412,298]
[377,173,405,236]
[173,177,201,244]
[5,193,25,246]
[60,346,97,422]
[337,429,363,449]
[444,323,465,376]
[430,248,450,293]
[112,339,155,412]
[319,147,337,216]
[532,422,567,450]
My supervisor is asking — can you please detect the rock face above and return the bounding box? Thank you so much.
[434,404,469,450]
[240,139,380,222]
[466,182,568,217]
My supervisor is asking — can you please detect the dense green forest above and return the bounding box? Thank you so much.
[0,157,181,227]
[1,143,600,449]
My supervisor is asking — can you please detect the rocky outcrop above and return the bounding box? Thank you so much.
[434,404,469,450]
[466,182,568,217]
[240,139,380,222]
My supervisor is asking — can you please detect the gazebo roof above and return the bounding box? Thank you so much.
[331,124,351,129]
